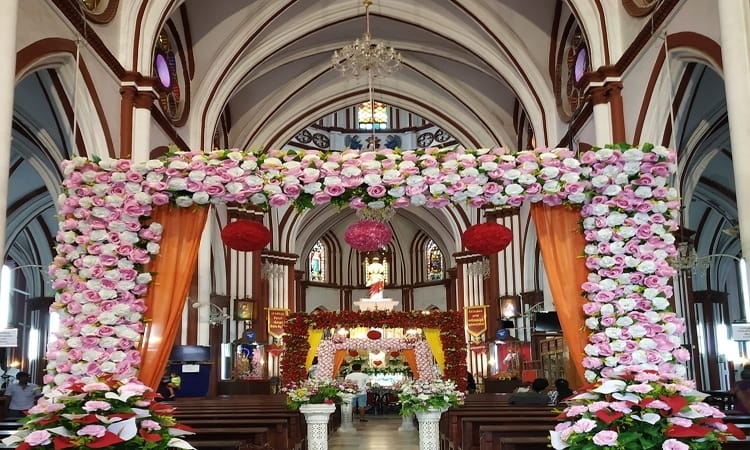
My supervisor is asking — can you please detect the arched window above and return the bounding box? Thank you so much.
[309,241,326,282]
[358,101,388,130]
[426,240,444,281]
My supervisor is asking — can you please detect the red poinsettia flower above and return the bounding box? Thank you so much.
[139,429,163,442]
[659,394,688,412]
[595,409,624,424]
[666,423,714,438]
[53,436,75,449]
[86,432,125,448]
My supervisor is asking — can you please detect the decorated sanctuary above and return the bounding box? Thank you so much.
[3,1,750,450]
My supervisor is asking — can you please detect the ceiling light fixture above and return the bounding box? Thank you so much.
[332,0,401,150]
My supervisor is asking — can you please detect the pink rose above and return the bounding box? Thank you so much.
[24,430,52,446]
[592,430,618,446]
[77,424,107,437]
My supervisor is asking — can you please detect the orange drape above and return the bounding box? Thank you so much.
[139,205,209,389]
[530,203,588,387]
[332,349,347,378]
[403,349,419,378]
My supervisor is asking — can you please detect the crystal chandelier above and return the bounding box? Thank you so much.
[331,0,401,79]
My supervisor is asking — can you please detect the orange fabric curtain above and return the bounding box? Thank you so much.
[402,349,419,379]
[139,205,209,389]
[332,349,347,378]
[530,203,588,387]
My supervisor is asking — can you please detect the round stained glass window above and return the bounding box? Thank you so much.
[574,47,588,82]
[155,53,171,88]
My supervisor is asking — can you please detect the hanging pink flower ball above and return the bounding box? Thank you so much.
[344,220,392,251]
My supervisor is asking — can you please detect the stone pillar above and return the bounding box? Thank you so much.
[719,1,750,287]
[0,0,18,260]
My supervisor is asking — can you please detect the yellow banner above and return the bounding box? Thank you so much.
[267,308,289,338]
[464,305,488,337]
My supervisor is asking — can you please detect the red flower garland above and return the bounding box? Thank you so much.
[221,220,271,251]
[280,310,468,390]
[461,222,512,255]
[344,220,392,251]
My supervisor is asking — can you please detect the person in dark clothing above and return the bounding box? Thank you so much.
[466,372,477,394]
[550,378,575,404]
[508,378,550,405]
[731,364,750,412]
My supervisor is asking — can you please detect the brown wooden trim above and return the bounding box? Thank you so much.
[50,0,125,78]
[119,85,135,159]
[614,0,680,75]
[179,4,196,80]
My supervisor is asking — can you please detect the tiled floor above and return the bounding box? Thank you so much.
[328,414,420,449]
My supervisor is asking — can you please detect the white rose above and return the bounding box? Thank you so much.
[250,193,267,205]
[167,178,188,191]
[175,196,193,207]
[363,174,382,186]
[629,324,648,338]
[341,166,362,177]
[388,187,405,198]
[410,194,427,206]
[241,160,258,171]
[584,317,599,329]
[302,182,322,194]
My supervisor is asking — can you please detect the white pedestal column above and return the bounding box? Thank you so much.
[300,403,336,450]
[338,394,355,433]
[415,408,446,450]
[398,412,416,431]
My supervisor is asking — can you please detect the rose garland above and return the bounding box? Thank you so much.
[281,310,467,389]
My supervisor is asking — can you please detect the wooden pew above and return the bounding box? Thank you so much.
[440,405,555,450]
[188,426,270,450]
[459,415,556,450]
[478,424,553,450]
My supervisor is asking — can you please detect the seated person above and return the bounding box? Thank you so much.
[549,378,575,405]
[508,378,550,405]
[166,371,181,400]
[731,364,750,412]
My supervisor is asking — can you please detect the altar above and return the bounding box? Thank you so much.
[353,298,399,311]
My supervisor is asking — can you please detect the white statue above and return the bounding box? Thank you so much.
[366,257,385,301]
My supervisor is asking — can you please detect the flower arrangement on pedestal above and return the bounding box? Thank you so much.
[282,378,351,410]
[550,367,745,450]
[397,378,465,417]
[1,377,195,450]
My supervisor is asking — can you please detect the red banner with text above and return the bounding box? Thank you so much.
[267,308,289,339]
[464,305,488,337]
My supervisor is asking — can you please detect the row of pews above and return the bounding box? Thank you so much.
[167,394,331,450]
[440,393,555,450]
[440,394,750,450]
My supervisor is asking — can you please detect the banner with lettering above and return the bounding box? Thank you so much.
[464,305,488,337]
[267,308,289,338]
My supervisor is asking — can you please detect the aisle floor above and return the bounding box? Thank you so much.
[328,415,420,449]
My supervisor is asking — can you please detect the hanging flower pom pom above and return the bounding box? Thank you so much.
[344,220,392,251]
[462,222,512,255]
[221,220,271,251]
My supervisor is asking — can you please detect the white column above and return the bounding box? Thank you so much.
[0,0,18,260]
[719,1,750,303]
[130,89,156,162]
[591,101,613,147]
[197,214,213,345]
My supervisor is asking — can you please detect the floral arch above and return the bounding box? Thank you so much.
[47,143,683,396]
[282,310,466,388]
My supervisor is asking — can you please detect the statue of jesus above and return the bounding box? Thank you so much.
[366,257,385,301]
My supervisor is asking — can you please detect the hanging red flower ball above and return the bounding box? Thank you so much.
[344,220,392,251]
[462,222,512,255]
[221,220,271,252]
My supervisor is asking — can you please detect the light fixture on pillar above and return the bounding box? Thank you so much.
[191,302,229,327]
[332,0,401,150]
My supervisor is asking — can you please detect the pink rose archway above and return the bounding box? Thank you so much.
[5,143,742,448]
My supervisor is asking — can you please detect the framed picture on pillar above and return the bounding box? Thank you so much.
[234,298,255,321]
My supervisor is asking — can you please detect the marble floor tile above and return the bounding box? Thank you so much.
[328,415,420,449]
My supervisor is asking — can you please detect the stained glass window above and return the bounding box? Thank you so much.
[426,240,444,281]
[309,241,326,282]
[358,102,388,130]
[155,31,181,119]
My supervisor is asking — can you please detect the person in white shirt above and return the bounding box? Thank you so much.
[344,364,371,422]
[6,372,40,417]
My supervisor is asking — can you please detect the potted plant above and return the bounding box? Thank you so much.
[550,367,746,450]
[1,376,195,449]
[281,377,344,410]
[397,378,465,417]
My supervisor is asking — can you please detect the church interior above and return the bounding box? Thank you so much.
[1,0,750,448]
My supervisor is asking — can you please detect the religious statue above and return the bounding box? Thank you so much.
[366,257,385,301]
